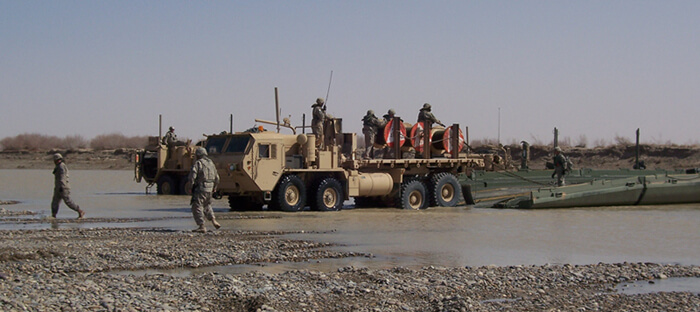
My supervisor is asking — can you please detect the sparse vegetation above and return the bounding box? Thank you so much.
[0,133,88,151]
[0,133,147,151]
[90,133,148,150]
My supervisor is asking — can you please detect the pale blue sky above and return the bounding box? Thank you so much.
[2,1,699,145]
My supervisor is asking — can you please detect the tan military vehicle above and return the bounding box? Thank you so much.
[134,136,196,195]
[205,117,486,211]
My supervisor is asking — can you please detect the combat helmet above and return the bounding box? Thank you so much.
[312,98,325,107]
[53,153,63,161]
[367,109,374,115]
[421,103,431,111]
[387,109,396,116]
[195,147,208,157]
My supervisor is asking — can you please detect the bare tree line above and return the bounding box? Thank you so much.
[0,133,148,151]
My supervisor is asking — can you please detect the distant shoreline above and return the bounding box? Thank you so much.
[1,144,699,171]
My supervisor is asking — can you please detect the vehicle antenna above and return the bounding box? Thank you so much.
[324,70,333,111]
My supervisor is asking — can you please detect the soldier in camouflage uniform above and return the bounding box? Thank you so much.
[362,110,385,159]
[188,147,221,233]
[51,153,85,219]
[311,98,326,147]
[162,126,177,146]
[552,146,567,186]
[417,103,445,127]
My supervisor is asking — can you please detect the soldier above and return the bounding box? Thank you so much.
[51,153,85,219]
[162,126,177,146]
[311,98,326,147]
[188,147,221,233]
[552,146,567,186]
[383,108,396,122]
[417,103,445,127]
[362,110,385,159]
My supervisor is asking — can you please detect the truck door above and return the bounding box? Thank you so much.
[253,143,282,191]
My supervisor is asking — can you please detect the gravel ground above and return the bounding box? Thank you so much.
[0,227,698,312]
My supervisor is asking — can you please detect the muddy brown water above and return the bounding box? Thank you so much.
[2,169,699,269]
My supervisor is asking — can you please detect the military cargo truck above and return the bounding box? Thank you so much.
[134,136,195,195]
[206,117,487,211]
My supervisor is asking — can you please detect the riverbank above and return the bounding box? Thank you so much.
[0,227,697,311]
[2,144,700,171]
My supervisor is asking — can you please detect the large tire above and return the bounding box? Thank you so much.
[270,175,306,212]
[461,184,475,205]
[228,196,263,211]
[429,173,462,207]
[396,179,428,210]
[157,175,177,195]
[310,178,343,211]
[179,177,191,195]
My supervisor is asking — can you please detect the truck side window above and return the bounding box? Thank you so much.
[259,144,270,159]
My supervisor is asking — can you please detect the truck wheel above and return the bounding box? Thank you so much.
[179,178,191,195]
[430,173,462,207]
[157,175,177,195]
[271,175,306,212]
[311,178,343,211]
[397,179,428,210]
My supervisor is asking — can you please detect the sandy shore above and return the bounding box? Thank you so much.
[0,225,698,311]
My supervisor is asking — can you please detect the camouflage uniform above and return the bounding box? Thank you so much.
[188,148,221,232]
[51,153,84,218]
[552,147,567,186]
[311,98,326,146]
[362,110,385,159]
[162,127,177,146]
[417,103,445,127]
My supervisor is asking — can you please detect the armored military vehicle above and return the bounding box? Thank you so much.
[134,137,195,195]
[205,116,487,211]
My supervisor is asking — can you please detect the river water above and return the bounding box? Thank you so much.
[1,169,699,269]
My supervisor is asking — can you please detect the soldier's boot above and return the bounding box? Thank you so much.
[212,220,221,230]
[77,207,85,219]
[192,225,207,233]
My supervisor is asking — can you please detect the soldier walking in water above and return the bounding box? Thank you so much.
[51,153,85,219]
[362,110,385,159]
[188,147,221,233]
[311,98,326,147]
[417,103,445,127]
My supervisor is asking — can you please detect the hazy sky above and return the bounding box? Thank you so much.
[2,1,699,145]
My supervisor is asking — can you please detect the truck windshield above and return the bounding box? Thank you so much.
[225,136,251,153]
[205,137,228,154]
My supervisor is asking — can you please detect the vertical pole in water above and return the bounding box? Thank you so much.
[230,114,233,134]
[274,87,280,133]
[553,127,559,148]
[635,128,640,169]
[158,114,162,143]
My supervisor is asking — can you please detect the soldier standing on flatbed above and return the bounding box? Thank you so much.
[188,147,221,233]
[162,126,178,146]
[417,103,445,127]
[362,110,385,159]
[552,146,567,186]
[311,98,326,147]
[51,153,85,219]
